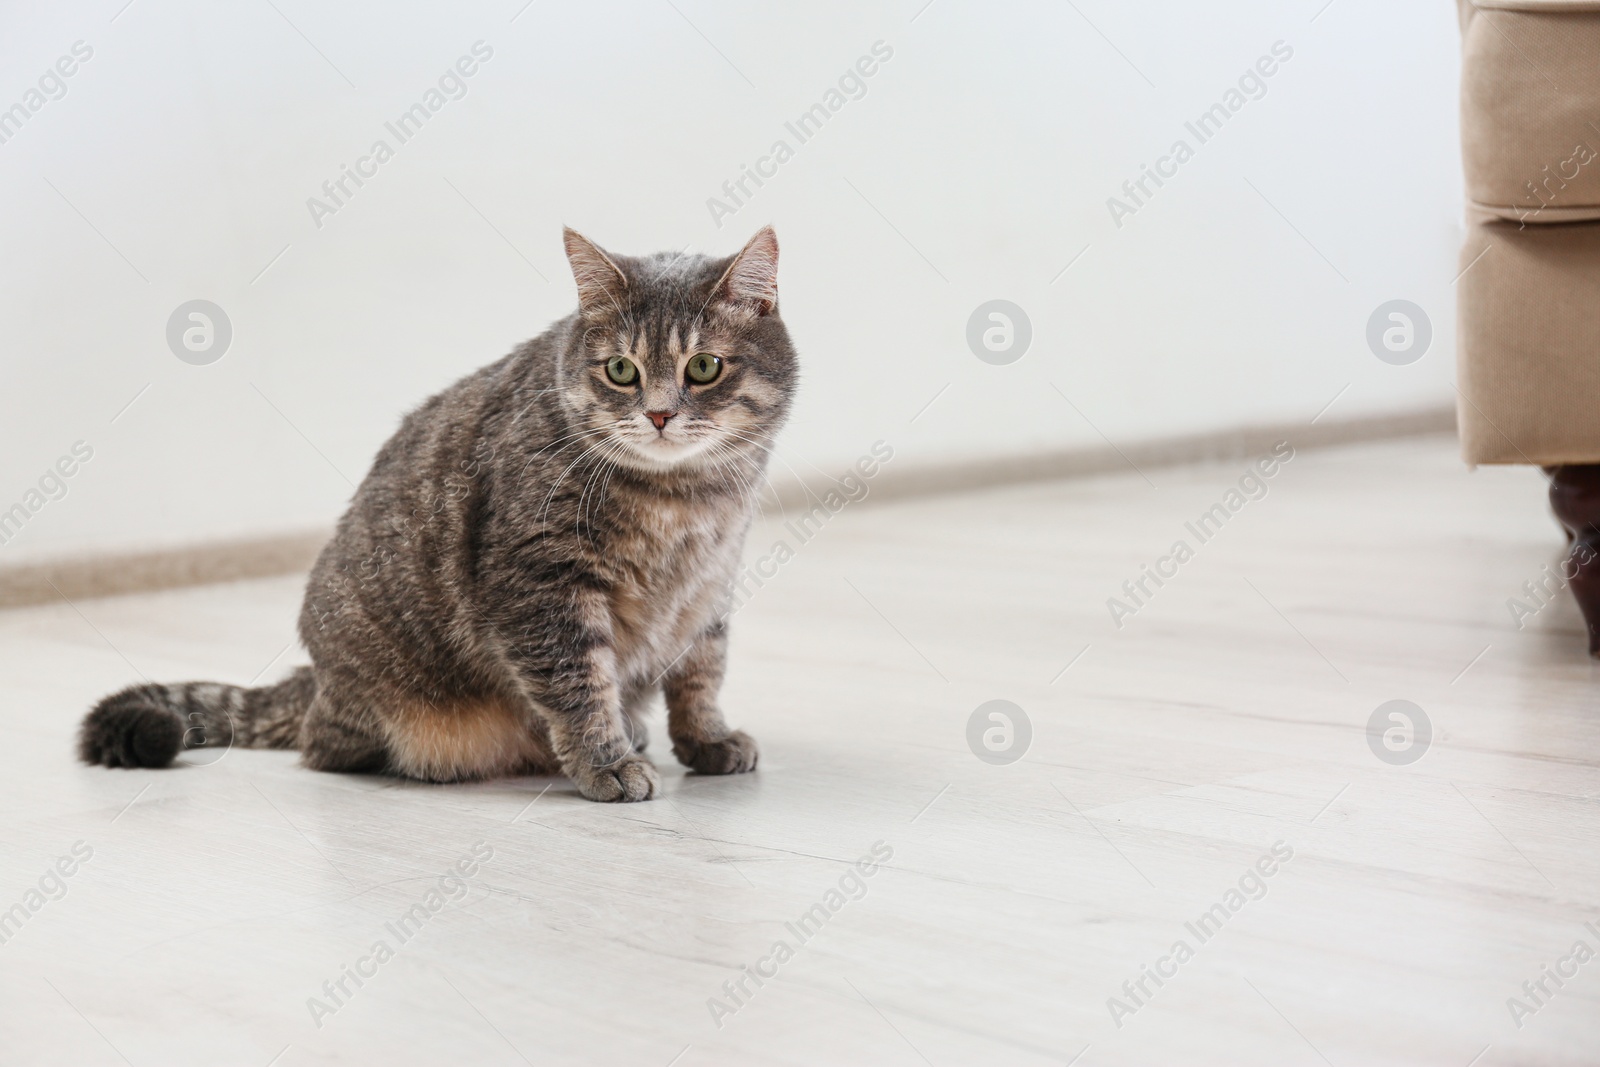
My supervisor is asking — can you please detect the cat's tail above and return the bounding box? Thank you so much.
[78,667,317,768]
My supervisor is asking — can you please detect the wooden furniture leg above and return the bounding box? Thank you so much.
[1547,464,1600,657]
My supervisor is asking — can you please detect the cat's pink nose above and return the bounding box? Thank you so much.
[646,410,676,431]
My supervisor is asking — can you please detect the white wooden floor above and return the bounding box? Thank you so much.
[3,435,1598,1067]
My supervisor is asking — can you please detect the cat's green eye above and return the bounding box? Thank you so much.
[605,356,639,386]
[686,353,723,385]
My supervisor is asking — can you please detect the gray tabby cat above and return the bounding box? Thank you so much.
[78,227,794,802]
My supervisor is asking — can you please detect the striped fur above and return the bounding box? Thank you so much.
[77,228,795,801]
[79,669,313,768]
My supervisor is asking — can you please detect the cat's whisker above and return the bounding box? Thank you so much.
[718,428,843,508]
[714,427,812,507]
[536,437,620,531]
[549,439,621,522]
[693,440,742,498]
[579,458,618,544]
[700,439,766,502]
[574,437,629,542]
[516,425,615,484]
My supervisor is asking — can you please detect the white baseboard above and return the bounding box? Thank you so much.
[0,405,1456,609]
[0,531,331,610]
[762,405,1457,512]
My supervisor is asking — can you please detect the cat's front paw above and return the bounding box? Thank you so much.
[571,753,659,802]
[673,730,759,775]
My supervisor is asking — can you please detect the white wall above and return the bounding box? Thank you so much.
[0,0,1462,562]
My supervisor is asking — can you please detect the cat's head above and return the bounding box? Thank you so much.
[557,227,796,476]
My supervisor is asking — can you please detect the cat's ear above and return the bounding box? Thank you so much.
[563,227,628,318]
[713,226,779,315]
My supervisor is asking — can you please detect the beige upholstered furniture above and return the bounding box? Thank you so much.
[1457,0,1600,463]
[1457,0,1600,653]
